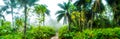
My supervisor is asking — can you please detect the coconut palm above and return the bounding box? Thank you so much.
[34,4,50,26]
[56,0,76,30]
[90,0,105,28]
[17,0,38,38]
[0,5,8,20]
[0,0,18,27]
[74,0,105,29]
[0,5,9,26]
[106,0,120,25]
[74,0,92,11]
[74,0,92,30]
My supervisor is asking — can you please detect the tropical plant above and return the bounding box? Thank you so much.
[17,0,38,38]
[0,5,8,26]
[56,1,76,31]
[106,0,120,26]
[59,26,120,39]
[0,5,8,20]
[74,0,92,11]
[34,4,50,26]
[14,16,24,32]
[71,11,86,31]
[0,0,18,27]
[74,0,93,29]
[26,26,55,39]
[0,21,12,36]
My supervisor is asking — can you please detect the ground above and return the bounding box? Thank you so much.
[51,33,58,39]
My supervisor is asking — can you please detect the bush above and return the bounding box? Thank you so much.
[26,26,56,39]
[0,25,55,39]
[73,28,120,39]
[0,21,13,36]
[0,32,22,39]
[58,25,75,39]
[58,26,120,39]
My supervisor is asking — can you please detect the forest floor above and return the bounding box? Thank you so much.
[51,33,58,39]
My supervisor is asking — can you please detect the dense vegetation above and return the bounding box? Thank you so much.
[0,21,55,39]
[0,0,120,39]
[58,26,120,39]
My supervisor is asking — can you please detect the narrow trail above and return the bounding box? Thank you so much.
[51,33,58,39]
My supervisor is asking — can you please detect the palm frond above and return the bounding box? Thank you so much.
[45,9,50,16]
[56,13,64,22]
[92,0,105,13]
[58,3,66,10]
[0,6,9,13]
[55,10,65,15]
[17,0,38,7]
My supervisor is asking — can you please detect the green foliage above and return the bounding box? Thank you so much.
[0,21,13,36]
[0,33,22,39]
[93,18,111,28]
[26,26,56,39]
[15,17,24,27]
[74,28,120,39]
[56,1,75,24]
[59,26,120,39]
[58,25,68,39]
[58,25,75,39]
[34,4,50,26]
[17,0,38,7]
[0,25,56,39]
[34,4,47,15]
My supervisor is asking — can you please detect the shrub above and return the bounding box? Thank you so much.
[58,25,75,39]
[0,26,55,39]
[59,26,120,39]
[73,28,120,39]
[0,21,13,36]
[26,26,56,39]
[0,32,22,39]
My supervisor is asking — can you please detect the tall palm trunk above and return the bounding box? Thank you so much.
[80,14,82,32]
[23,5,27,39]
[67,12,72,31]
[38,15,41,26]
[11,7,14,27]
[43,14,45,26]
[90,12,93,29]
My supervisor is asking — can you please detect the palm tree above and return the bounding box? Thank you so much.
[74,0,92,11]
[106,0,120,26]
[56,1,75,30]
[17,0,38,38]
[74,0,92,31]
[15,16,24,31]
[0,13,5,26]
[90,0,105,28]
[2,0,18,27]
[34,4,50,26]
[0,5,8,20]
[0,5,9,26]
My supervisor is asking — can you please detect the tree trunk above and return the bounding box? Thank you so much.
[23,5,27,39]
[11,7,14,28]
[43,14,45,26]
[67,13,71,31]
[39,16,41,26]
[90,13,94,30]
[1,19,4,26]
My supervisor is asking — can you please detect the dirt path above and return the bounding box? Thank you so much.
[51,33,58,39]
